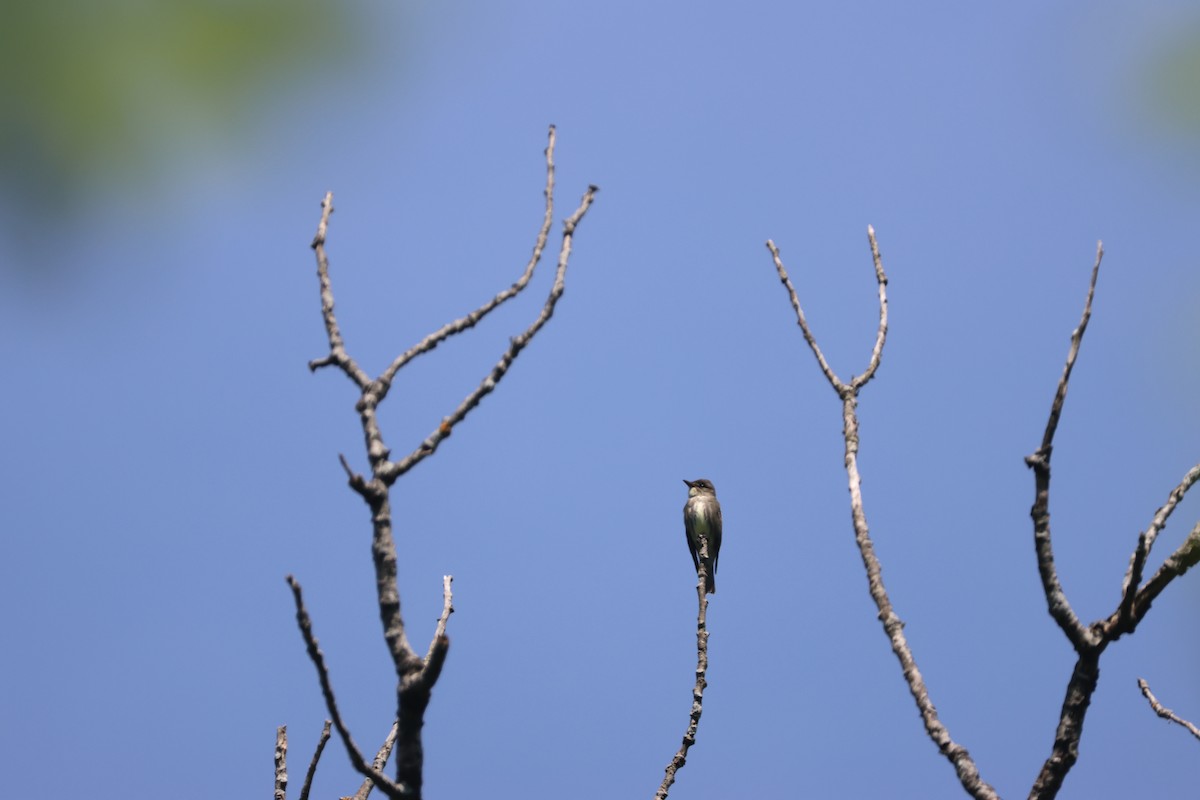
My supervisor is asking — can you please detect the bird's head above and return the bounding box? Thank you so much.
[683,478,717,497]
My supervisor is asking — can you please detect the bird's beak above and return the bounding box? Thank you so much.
[682,479,693,488]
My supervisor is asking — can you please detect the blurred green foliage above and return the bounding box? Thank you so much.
[1147,22,1200,136]
[0,0,358,219]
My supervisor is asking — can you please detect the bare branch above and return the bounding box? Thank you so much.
[1023,243,1104,652]
[382,183,599,483]
[1035,521,1200,796]
[411,577,454,694]
[275,726,288,800]
[840,391,997,799]
[655,554,711,800]
[350,722,401,800]
[286,575,404,800]
[765,226,889,396]
[308,192,371,388]
[765,239,845,393]
[1123,521,1200,630]
[1139,678,1200,742]
[1039,242,1103,452]
[376,127,562,394]
[1025,247,1200,796]
[299,721,331,800]
[431,575,454,653]
[1119,465,1200,627]
[851,226,889,390]
[298,130,594,799]
[1030,652,1102,799]
[770,230,996,798]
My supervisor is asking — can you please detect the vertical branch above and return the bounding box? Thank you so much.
[655,551,711,800]
[1023,246,1111,799]
[768,229,998,800]
[1036,244,1102,453]
[308,194,371,388]
[275,726,288,800]
[1029,652,1103,799]
[1023,243,1103,652]
[852,226,888,390]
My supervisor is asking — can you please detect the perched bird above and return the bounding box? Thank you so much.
[682,478,722,594]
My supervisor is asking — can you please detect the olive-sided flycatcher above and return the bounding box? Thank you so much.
[683,478,722,594]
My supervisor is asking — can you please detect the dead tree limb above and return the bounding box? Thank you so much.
[768,229,998,800]
[288,127,596,799]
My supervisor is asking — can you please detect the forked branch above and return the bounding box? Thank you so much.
[289,128,595,799]
[1024,245,1199,799]
[768,229,998,800]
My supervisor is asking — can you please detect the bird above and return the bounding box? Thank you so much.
[683,478,722,594]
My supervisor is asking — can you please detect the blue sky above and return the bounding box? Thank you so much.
[2,2,1199,798]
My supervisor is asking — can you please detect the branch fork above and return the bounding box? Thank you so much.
[287,127,594,799]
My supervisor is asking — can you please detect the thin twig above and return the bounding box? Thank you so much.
[286,575,404,800]
[1138,678,1200,741]
[298,720,331,800]
[1023,243,1104,653]
[275,726,288,800]
[655,552,711,799]
[769,229,997,799]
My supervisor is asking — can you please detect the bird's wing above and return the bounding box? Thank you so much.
[711,500,722,576]
[683,505,701,572]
